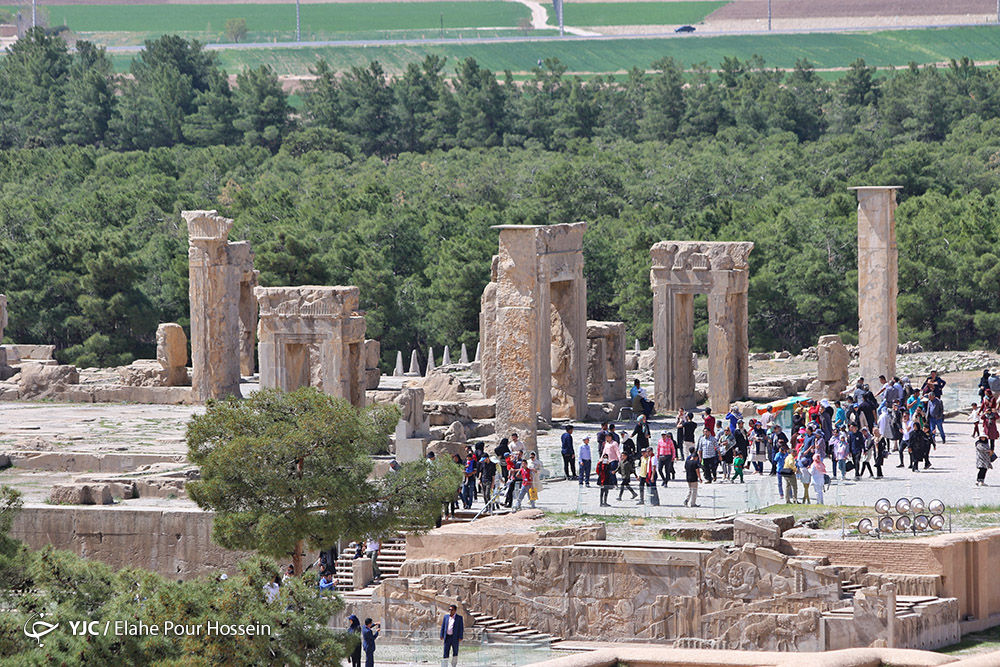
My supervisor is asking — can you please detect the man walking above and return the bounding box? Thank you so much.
[561,424,577,480]
[683,447,701,507]
[698,428,718,483]
[362,618,380,667]
[578,436,592,487]
[440,604,464,667]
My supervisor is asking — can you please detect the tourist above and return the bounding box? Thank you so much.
[527,451,542,505]
[979,370,992,400]
[857,428,876,478]
[264,574,281,603]
[697,428,718,483]
[847,423,864,479]
[631,378,654,418]
[657,432,675,486]
[480,454,497,511]
[440,604,464,667]
[347,615,362,667]
[513,454,535,510]
[872,427,888,478]
[983,405,998,451]
[283,563,295,582]
[318,572,335,597]
[725,405,741,434]
[833,400,846,430]
[975,435,993,486]
[970,403,982,438]
[596,422,609,455]
[632,414,651,452]
[608,423,622,445]
[461,452,476,509]
[731,451,745,484]
[365,538,381,581]
[596,454,614,506]
[778,445,798,503]
[759,405,774,431]
[927,391,945,445]
[362,618,379,667]
[561,424,577,481]
[683,447,701,507]
[927,369,946,397]
[682,412,698,446]
[622,436,636,461]
[578,436,592,487]
[829,428,845,479]
[618,451,638,501]
[604,434,621,473]
[503,453,519,508]
[675,410,687,448]
[718,426,734,481]
[509,432,524,454]
[810,449,827,504]
[703,407,716,437]
[640,448,659,505]
[750,419,768,474]
[798,448,812,504]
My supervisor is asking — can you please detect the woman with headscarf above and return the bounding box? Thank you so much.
[596,453,615,507]
[975,435,993,486]
[347,615,363,667]
[810,448,827,504]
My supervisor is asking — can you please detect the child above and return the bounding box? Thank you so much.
[970,402,982,438]
[731,453,745,483]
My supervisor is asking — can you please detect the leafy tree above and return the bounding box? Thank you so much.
[233,64,292,151]
[224,17,248,43]
[186,388,462,575]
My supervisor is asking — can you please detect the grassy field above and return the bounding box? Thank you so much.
[3,2,531,34]
[563,1,727,27]
[105,25,1000,76]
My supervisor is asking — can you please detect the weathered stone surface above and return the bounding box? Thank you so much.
[812,333,851,400]
[50,484,113,505]
[394,387,430,463]
[227,241,259,377]
[660,523,734,542]
[156,323,188,373]
[255,285,367,407]
[184,210,243,402]
[18,363,80,399]
[117,360,189,388]
[0,293,6,341]
[407,349,420,375]
[4,344,55,363]
[587,320,626,402]
[487,223,588,451]
[405,372,464,402]
[443,420,467,443]
[425,347,436,375]
[459,343,469,364]
[651,241,753,413]
[393,350,404,376]
[852,187,899,382]
[364,339,380,370]
[638,348,656,372]
[733,515,781,549]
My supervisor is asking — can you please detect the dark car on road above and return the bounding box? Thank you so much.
[675,25,695,33]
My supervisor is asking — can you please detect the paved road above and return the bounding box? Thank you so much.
[520,414,991,521]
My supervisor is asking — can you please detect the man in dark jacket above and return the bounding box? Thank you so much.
[561,425,576,480]
[847,423,864,478]
[440,604,464,666]
[362,618,379,667]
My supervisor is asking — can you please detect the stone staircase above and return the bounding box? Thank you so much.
[468,609,562,645]
[333,536,407,590]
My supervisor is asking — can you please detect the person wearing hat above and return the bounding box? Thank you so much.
[578,436,592,487]
[976,434,994,486]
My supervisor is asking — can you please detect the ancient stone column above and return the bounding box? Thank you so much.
[442,345,451,366]
[851,186,900,383]
[479,258,499,398]
[653,288,696,411]
[425,347,435,375]
[0,293,6,342]
[407,350,420,375]
[227,241,259,377]
[707,270,750,414]
[459,343,469,364]
[185,211,241,402]
[393,351,404,376]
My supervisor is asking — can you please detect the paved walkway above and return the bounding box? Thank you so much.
[522,415,991,519]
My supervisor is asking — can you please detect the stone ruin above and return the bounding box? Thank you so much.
[184,210,259,402]
[650,241,754,413]
[586,320,627,403]
[808,334,850,400]
[393,387,431,462]
[481,223,588,450]
[255,285,367,407]
[363,339,381,390]
[851,186,899,383]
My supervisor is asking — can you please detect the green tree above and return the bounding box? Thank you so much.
[233,64,292,151]
[186,388,462,575]
[224,17,248,43]
[0,28,71,148]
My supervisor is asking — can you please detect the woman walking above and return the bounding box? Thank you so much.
[976,435,993,486]
[858,428,876,478]
[597,454,615,506]
[347,615,363,667]
[810,449,827,504]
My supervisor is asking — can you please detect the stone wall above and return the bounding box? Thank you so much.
[10,504,247,579]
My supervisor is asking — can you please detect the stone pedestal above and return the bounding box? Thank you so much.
[851,186,899,383]
[486,223,587,452]
[813,334,850,399]
[185,211,243,402]
[155,323,189,387]
[255,286,366,407]
[650,242,753,414]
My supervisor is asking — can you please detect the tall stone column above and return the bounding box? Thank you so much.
[851,186,899,383]
[653,287,696,412]
[185,211,242,402]
[494,227,539,452]
[707,270,749,414]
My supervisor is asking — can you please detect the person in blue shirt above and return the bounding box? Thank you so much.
[462,453,476,509]
[318,572,336,597]
[561,424,577,480]
[361,618,379,667]
[833,401,846,429]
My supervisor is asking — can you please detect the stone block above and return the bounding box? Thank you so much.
[352,556,374,589]
[444,421,467,444]
[365,368,381,390]
[406,373,464,402]
[465,399,496,420]
[18,363,80,399]
[638,348,656,372]
[50,484,114,505]
[817,334,850,383]
[156,323,188,370]
[364,339,380,370]
[660,523,733,542]
[748,385,787,400]
[5,344,56,362]
[733,515,782,549]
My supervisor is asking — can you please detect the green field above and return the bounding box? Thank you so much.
[106,25,1000,76]
[563,1,727,27]
[3,2,530,34]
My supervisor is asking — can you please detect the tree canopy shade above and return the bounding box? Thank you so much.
[0,487,349,666]
[186,388,463,575]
